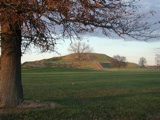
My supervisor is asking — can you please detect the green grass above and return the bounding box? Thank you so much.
[0,67,160,120]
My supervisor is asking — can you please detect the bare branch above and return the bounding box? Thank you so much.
[0,0,159,53]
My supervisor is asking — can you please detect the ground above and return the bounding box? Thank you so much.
[0,100,57,114]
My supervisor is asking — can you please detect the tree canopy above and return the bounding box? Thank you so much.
[1,0,159,53]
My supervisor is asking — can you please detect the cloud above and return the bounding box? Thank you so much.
[81,1,160,42]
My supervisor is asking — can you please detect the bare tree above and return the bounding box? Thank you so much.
[139,57,147,67]
[68,42,93,67]
[0,0,159,107]
[155,54,160,68]
[110,55,127,69]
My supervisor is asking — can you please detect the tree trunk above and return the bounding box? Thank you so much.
[0,22,23,108]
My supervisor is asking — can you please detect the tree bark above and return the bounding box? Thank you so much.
[0,22,23,108]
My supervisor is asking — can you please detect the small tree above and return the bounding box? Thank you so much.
[68,42,93,67]
[139,57,147,67]
[111,55,127,69]
[155,54,160,68]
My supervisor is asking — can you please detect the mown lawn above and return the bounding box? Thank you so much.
[0,68,160,120]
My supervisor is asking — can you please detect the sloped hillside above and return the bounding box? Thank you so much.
[22,53,138,69]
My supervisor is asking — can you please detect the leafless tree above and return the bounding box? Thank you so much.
[0,0,159,107]
[110,55,127,68]
[155,54,160,68]
[68,42,93,67]
[139,57,147,67]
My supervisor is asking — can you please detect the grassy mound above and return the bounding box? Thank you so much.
[22,53,138,69]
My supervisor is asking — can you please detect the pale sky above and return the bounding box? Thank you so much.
[21,37,160,65]
[22,0,160,65]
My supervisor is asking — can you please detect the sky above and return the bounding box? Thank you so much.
[21,0,160,65]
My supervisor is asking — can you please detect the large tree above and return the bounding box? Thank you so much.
[0,0,159,107]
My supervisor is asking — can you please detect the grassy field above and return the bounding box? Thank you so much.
[0,67,160,120]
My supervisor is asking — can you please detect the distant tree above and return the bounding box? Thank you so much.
[139,57,147,67]
[68,42,93,67]
[155,54,160,68]
[110,55,127,69]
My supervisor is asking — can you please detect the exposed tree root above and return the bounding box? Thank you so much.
[0,100,58,113]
